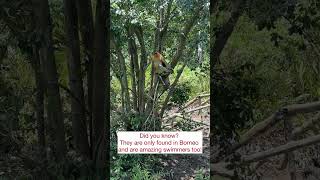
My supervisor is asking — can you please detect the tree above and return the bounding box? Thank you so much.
[211,0,320,179]
[63,0,90,157]
[111,0,209,131]
[32,0,67,161]
[30,46,46,149]
[0,0,111,178]
[75,0,95,151]
[91,0,109,178]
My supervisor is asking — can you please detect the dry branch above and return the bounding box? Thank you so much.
[179,93,210,111]
[231,101,320,153]
[200,98,210,106]
[211,162,234,178]
[185,104,210,114]
[292,112,320,138]
[242,134,320,163]
[163,104,210,121]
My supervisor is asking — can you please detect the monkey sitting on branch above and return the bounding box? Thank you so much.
[150,52,172,88]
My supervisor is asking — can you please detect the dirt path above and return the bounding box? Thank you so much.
[234,120,320,180]
[161,136,210,179]
[161,101,210,180]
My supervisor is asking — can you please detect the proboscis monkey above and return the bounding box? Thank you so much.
[150,52,171,87]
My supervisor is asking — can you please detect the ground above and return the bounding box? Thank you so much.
[161,98,210,180]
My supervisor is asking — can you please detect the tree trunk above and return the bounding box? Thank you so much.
[127,27,139,112]
[31,46,45,149]
[75,0,95,156]
[135,26,148,114]
[146,0,173,116]
[63,0,90,157]
[91,0,109,178]
[159,0,174,51]
[110,33,131,113]
[210,1,247,167]
[32,0,66,161]
[211,0,245,68]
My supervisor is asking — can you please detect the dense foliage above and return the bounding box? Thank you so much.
[212,64,260,146]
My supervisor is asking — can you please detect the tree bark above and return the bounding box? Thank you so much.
[63,0,90,157]
[75,0,95,154]
[32,0,66,161]
[91,0,109,178]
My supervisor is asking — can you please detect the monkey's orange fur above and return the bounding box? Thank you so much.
[151,52,169,74]
[150,52,170,87]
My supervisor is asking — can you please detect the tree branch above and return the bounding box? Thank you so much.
[159,63,187,118]
[170,3,205,69]
[58,83,90,116]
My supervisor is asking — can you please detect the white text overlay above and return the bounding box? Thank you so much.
[117,131,203,154]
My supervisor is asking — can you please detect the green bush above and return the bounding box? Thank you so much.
[110,119,164,179]
[110,153,163,180]
[194,168,209,180]
[170,82,192,106]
